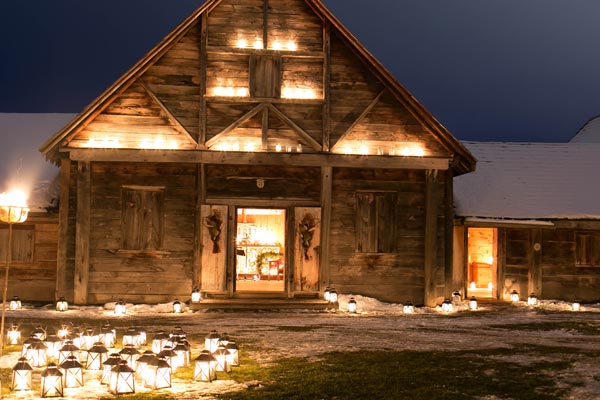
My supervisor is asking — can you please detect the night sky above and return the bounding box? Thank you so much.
[2,0,600,142]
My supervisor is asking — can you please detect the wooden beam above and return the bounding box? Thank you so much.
[267,104,322,151]
[529,228,543,297]
[331,89,386,152]
[227,204,236,298]
[262,106,269,150]
[205,103,267,148]
[444,170,454,299]
[192,165,202,292]
[322,23,331,152]
[73,161,91,304]
[319,166,332,291]
[67,148,451,171]
[55,157,71,301]
[263,0,269,49]
[199,12,208,146]
[138,79,198,145]
[497,228,506,300]
[424,169,439,307]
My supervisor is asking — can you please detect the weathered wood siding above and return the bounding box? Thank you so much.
[0,216,58,302]
[501,228,530,300]
[328,168,447,304]
[85,162,196,304]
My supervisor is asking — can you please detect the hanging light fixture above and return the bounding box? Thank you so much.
[9,295,21,310]
[109,359,136,395]
[172,299,183,313]
[191,286,201,303]
[114,299,127,316]
[11,356,33,391]
[347,297,357,313]
[55,297,68,312]
[59,355,84,388]
[44,335,62,360]
[214,344,231,373]
[86,341,109,370]
[6,323,21,345]
[205,330,220,353]
[469,296,478,310]
[226,340,240,367]
[40,363,63,398]
[527,293,538,306]
[510,290,519,303]
[403,301,415,314]
[441,299,453,313]
[143,355,172,390]
[194,350,217,382]
[101,353,122,385]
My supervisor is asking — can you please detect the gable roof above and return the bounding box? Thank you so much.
[454,141,600,220]
[39,0,475,175]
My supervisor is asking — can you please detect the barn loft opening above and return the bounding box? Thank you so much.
[467,227,497,299]
[235,208,285,293]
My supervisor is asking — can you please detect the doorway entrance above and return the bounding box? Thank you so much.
[467,227,497,298]
[235,208,285,292]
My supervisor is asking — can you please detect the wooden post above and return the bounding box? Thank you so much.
[452,225,466,295]
[319,167,332,291]
[444,170,454,298]
[424,169,439,307]
[73,161,91,305]
[496,228,506,300]
[529,228,543,297]
[322,23,331,152]
[55,157,71,301]
[192,165,202,293]
[198,12,208,146]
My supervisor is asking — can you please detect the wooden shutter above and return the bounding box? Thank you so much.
[356,192,397,253]
[294,207,321,293]
[356,192,376,253]
[377,193,397,253]
[250,54,282,98]
[121,187,164,251]
[200,205,228,293]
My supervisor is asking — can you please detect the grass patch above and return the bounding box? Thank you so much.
[489,321,600,335]
[217,347,574,400]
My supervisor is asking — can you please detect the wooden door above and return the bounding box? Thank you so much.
[293,207,321,294]
[200,205,228,294]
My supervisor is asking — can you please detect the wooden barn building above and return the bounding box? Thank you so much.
[453,141,600,303]
[37,0,475,307]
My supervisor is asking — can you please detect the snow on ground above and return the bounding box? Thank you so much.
[1,296,599,399]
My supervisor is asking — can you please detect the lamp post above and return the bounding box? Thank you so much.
[0,190,29,356]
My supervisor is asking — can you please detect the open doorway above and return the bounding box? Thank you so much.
[235,208,285,292]
[467,227,497,298]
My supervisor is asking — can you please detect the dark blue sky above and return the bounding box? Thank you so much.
[2,0,600,142]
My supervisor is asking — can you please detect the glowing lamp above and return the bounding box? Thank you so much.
[58,341,79,365]
[109,359,135,395]
[214,344,231,373]
[57,324,70,340]
[441,299,453,313]
[205,330,220,353]
[119,344,140,369]
[26,340,47,367]
[114,299,127,316]
[40,363,63,398]
[59,355,83,388]
[173,341,190,368]
[143,356,171,390]
[194,350,217,382]
[152,330,169,354]
[527,293,538,306]
[219,332,230,347]
[21,335,42,356]
[9,295,21,310]
[226,340,240,367]
[101,353,122,384]
[100,323,116,348]
[136,326,147,346]
[44,335,62,360]
[55,297,68,312]
[123,327,139,348]
[81,327,97,350]
[135,350,156,377]
[157,346,177,371]
[323,287,332,301]
[347,297,357,313]
[11,357,33,391]
[403,301,415,314]
[328,288,338,304]
[31,325,47,341]
[469,296,478,310]
[7,323,21,345]
[86,342,109,370]
[572,301,581,312]
[173,299,183,314]
[191,286,201,303]
[510,290,519,303]
[0,190,30,223]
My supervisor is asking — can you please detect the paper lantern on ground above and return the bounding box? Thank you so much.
[403,301,415,314]
[143,356,171,389]
[58,340,79,364]
[205,330,220,353]
[100,323,116,348]
[9,295,21,310]
[44,335,62,360]
[328,288,338,303]
[86,342,109,370]
[347,297,357,313]
[40,363,63,398]
[26,340,47,367]
[135,350,156,378]
[57,324,70,340]
[123,327,139,348]
[101,353,122,384]
[158,346,177,371]
[173,299,183,313]
[152,330,169,354]
[173,341,189,368]
[31,326,47,341]
[21,335,42,356]
[109,360,135,395]
[441,299,453,313]
[194,350,217,382]
[219,332,230,347]
[6,323,21,345]
[11,357,33,391]
[119,344,140,369]
[114,299,126,316]
[214,344,231,372]
[135,326,147,346]
[572,300,581,312]
[170,326,187,342]
[469,296,478,310]
[226,340,240,367]
[59,355,84,388]
[323,287,332,302]
[452,290,462,304]
[56,297,68,312]
[527,293,538,306]
[510,290,519,303]
[191,286,201,303]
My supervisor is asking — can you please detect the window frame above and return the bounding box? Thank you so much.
[575,231,600,266]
